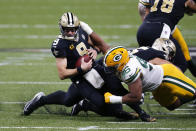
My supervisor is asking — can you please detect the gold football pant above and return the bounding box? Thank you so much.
[152,64,196,107]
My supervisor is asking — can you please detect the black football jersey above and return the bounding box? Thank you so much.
[51,27,92,69]
[145,0,187,30]
[129,47,166,61]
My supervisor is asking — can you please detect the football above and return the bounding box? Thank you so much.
[75,54,92,67]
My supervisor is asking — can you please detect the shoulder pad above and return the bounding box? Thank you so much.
[121,59,141,84]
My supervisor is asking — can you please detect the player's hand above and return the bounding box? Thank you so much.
[81,57,92,72]
[185,0,196,10]
[87,49,97,60]
[80,21,93,35]
[104,92,113,103]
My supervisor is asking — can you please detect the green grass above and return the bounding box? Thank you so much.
[0,0,196,49]
[1,0,196,130]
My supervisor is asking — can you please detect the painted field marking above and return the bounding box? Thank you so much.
[0,126,196,130]
[108,122,157,124]
[0,24,137,29]
[0,81,71,85]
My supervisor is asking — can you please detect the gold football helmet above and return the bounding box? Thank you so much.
[104,46,130,72]
[152,38,176,61]
[59,12,80,41]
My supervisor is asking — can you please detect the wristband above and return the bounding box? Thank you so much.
[77,67,84,75]
[110,95,122,104]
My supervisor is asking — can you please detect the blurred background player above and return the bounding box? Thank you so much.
[137,0,196,76]
[103,46,196,113]
[23,12,154,121]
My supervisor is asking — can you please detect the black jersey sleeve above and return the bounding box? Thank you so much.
[132,47,166,61]
[51,38,67,58]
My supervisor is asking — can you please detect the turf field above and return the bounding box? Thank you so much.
[0,0,196,130]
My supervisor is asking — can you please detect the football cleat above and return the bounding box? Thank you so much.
[23,92,45,116]
[71,99,88,116]
[139,111,156,122]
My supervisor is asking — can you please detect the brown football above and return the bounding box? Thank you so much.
[75,54,92,67]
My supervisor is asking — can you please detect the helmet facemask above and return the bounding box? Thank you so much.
[59,12,80,41]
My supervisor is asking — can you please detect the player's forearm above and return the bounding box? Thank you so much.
[89,32,110,54]
[122,93,142,103]
[58,68,78,80]
[104,92,141,104]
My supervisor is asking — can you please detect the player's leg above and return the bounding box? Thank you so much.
[170,37,187,72]
[71,80,139,120]
[23,83,82,115]
[137,22,163,47]
[105,74,156,122]
[153,64,196,110]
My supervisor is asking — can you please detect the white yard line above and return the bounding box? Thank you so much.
[0,81,71,85]
[0,102,25,104]
[0,24,137,29]
[108,122,157,124]
[0,126,196,130]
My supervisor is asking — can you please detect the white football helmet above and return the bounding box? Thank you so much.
[152,38,176,61]
[59,12,80,41]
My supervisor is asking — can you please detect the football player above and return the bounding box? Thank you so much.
[72,37,177,116]
[103,46,196,113]
[137,0,196,76]
[23,12,154,121]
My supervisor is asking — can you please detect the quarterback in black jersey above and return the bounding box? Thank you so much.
[23,12,155,122]
[137,0,196,73]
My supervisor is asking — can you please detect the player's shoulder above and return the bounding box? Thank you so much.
[51,35,72,50]
[51,35,69,57]
[121,56,141,84]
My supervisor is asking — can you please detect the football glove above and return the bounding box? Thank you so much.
[104,92,122,104]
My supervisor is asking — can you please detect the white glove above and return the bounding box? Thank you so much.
[80,21,93,35]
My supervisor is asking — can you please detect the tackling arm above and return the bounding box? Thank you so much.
[122,77,143,103]
[88,32,110,54]
[185,0,196,10]
[104,77,143,104]
[149,58,172,65]
[80,21,110,54]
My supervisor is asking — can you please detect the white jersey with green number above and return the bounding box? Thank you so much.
[120,55,164,92]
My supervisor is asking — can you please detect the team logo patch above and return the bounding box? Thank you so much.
[113,54,122,62]
[69,44,74,50]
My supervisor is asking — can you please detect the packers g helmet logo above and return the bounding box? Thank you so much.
[104,46,130,72]
[113,54,122,62]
